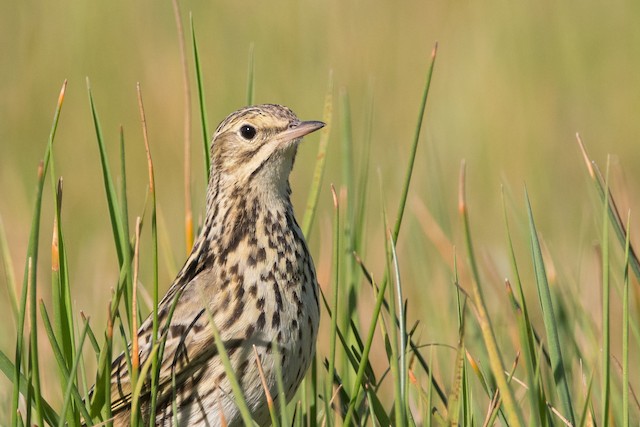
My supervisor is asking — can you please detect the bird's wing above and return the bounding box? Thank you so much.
[108,273,221,415]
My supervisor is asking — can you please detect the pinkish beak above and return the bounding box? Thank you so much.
[280,120,325,141]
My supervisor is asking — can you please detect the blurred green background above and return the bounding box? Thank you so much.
[2,0,640,419]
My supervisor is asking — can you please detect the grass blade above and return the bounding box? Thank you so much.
[342,258,391,426]
[0,213,19,324]
[56,318,91,427]
[576,134,640,281]
[49,179,80,425]
[0,350,59,425]
[392,43,437,241]
[326,185,340,426]
[204,310,255,426]
[136,83,161,426]
[302,71,333,237]
[12,80,67,427]
[459,161,523,427]
[40,301,92,424]
[525,189,576,425]
[387,229,406,426]
[601,159,611,427]
[622,212,630,427]
[86,79,133,326]
[170,0,194,255]
[272,343,289,426]
[246,42,255,105]
[190,15,211,183]
[502,189,544,426]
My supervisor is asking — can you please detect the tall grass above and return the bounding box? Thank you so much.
[1,18,639,427]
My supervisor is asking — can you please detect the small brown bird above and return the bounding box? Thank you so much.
[108,104,323,426]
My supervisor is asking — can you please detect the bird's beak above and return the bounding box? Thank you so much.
[280,120,325,141]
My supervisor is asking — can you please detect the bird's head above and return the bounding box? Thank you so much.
[209,104,324,197]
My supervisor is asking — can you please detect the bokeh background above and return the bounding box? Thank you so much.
[2,0,640,421]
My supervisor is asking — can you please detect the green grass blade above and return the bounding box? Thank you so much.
[326,186,340,427]
[505,280,545,426]
[339,89,354,224]
[86,80,124,263]
[190,14,211,182]
[13,80,67,427]
[40,301,91,425]
[309,358,318,427]
[387,230,406,426]
[136,83,161,426]
[576,135,640,281]
[129,342,160,427]
[337,90,355,345]
[246,42,255,105]
[459,162,523,427]
[525,189,575,425]
[207,320,254,426]
[0,350,59,426]
[86,79,133,326]
[302,71,333,237]
[392,43,437,241]
[118,126,133,314]
[601,159,611,427]
[449,282,464,426]
[56,317,91,427]
[0,213,19,324]
[364,376,390,426]
[502,189,544,426]
[622,212,630,427]
[352,81,373,256]
[342,261,390,426]
[204,309,256,426]
[272,344,290,426]
[578,374,594,427]
[426,347,434,427]
[89,265,131,417]
[356,251,447,406]
[50,178,77,407]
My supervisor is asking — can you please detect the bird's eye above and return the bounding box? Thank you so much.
[240,125,257,140]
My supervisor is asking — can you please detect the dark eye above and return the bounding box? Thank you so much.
[240,124,257,140]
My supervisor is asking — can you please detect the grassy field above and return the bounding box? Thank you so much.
[1,0,639,425]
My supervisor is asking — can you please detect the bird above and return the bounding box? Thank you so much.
[105,104,324,426]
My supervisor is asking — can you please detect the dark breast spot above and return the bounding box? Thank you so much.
[256,312,266,331]
[236,285,245,300]
[272,311,281,328]
[307,314,313,334]
[169,324,186,339]
[229,264,239,276]
[248,253,257,266]
[273,282,283,312]
[245,324,255,338]
[256,247,266,262]
[224,299,245,329]
[248,284,258,298]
